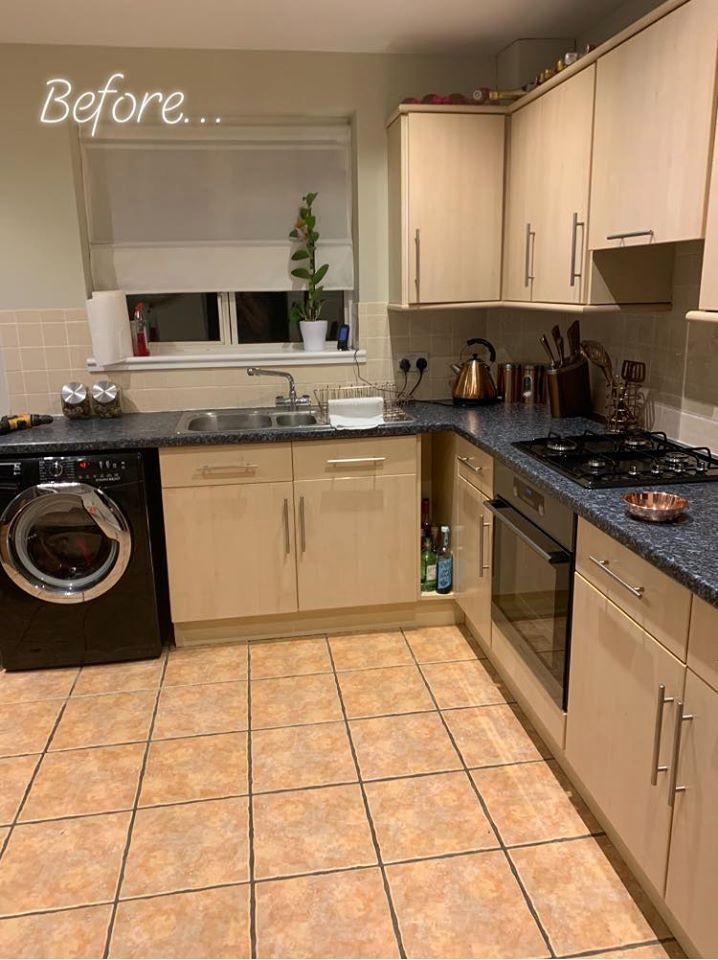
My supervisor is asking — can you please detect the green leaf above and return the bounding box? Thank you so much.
[289,302,305,324]
[288,228,299,239]
[314,263,329,285]
[291,267,311,280]
[291,249,309,261]
[305,191,318,205]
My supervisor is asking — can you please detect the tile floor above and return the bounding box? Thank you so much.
[0,626,685,959]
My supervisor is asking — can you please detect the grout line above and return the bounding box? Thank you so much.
[401,628,558,960]
[561,936,679,959]
[324,636,407,960]
[506,831,607,851]
[101,648,169,959]
[246,646,258,960]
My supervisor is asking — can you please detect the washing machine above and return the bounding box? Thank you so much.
[0,449,170,671]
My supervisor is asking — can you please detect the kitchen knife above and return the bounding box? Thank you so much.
[539,335,558,367]
[566,320,581,362]
[551,324,565,366]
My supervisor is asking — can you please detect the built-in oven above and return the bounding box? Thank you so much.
[486,462,576,710]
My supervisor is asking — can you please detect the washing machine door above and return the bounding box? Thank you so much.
[0,482,132,604]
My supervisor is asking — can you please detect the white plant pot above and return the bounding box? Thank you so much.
[300,320,328,352]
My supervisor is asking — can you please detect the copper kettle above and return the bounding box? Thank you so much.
[451,338,498,405]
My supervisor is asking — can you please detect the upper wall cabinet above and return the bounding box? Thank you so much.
[589,0,718,251]
[699,103,718,312]
[388,108,505,307]
[503,66,595,304]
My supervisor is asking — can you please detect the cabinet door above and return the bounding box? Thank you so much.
[455,474,492,645]
[565,574,685,891]
[502,100,542,302]
[665,670,718,958]
[589,0,718,250]
[407,112,504,304]
[295,474,417,611]
[532,66,594,304]
[162,481,297,623]
[699,105,718,311]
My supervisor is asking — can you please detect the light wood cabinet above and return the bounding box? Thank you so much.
[454,471,492,645]
[162,480,298,623]
[665,668,718,958]
[294,474,418,611]
[503,66,594,304]
[699,103,718,311]
[589,0,718,251]
[566,574,686,891]
[687,596,718,691]
[388,108,505,306]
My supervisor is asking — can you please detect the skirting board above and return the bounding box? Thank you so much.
[174,598,460,647]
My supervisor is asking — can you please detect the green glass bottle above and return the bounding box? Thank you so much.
[420,536,438,593]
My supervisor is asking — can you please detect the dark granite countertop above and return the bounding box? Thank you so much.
[1,402,717,608]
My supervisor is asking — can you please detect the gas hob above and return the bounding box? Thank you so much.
[514,430,718,489]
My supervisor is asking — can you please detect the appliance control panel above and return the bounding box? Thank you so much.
[39,455,132,484]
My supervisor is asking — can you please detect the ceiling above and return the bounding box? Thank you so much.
[0,0,624,55]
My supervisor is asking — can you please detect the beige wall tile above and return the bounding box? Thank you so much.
[17,324,43,348]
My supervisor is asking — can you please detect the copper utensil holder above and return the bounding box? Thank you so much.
[546,358,592,418]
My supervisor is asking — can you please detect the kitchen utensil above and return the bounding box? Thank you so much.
[498,363,523,402]
[623,491,689,523]
[621,359,647,385]
[451,338,498,405]
[539,335,558,368]
[91,380,122,418]
[580,340,614,384]
[545,358,592,418]
[566,320,581,363]
[521,363,546,404]
[551,325,565,366]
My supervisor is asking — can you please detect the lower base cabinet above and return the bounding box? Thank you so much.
[454,474,492,644]
[565,574,685,892]
[294,474,418,611]
[665,669,718,958]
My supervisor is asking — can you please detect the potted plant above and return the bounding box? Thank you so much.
[289,192,329,352]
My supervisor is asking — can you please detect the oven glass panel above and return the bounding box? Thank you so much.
[491,509,571,707]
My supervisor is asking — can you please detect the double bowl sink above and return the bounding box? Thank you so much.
[176,407,324,434]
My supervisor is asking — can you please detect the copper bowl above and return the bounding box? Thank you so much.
[623,491,689,523]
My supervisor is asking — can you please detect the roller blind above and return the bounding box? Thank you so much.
[81,124,354,293]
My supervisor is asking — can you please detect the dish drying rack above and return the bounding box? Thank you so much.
[314,382,411,422]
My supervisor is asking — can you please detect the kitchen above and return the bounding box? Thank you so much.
[0,0,717,958]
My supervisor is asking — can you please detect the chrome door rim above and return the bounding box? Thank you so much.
[0,482,132,604]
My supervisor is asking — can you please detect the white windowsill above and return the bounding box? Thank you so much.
[87,348,367,372]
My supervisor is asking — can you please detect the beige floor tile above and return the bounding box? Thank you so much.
[0,904,113,959]
[250,637,332,679]
[366,772,497,863]
[404,625,480,663]
[110,885,250,959]
[338,665,435,719]
[21,744,144,821]
[251,673,342,729]
[0,700,63,758]
[50,691,156,751]
[443,704,548,768]
[329,631,414,671]
[0,756,39,825]
[73,658,163,697]
[140,732,248,806]
[252,721,356,793]
[121,797,249,898]
[0,812,130,915]
[350,713,462,780]
[0,668,78,705]
[387,850,549,959]
[471,759,600,846]
[164,643,248,687]
[594,942,685,958]
[153,681,248,739]
[253,783,376,879]
[510,836,670,957]
[256,867,399,959]
[422,659,513,709]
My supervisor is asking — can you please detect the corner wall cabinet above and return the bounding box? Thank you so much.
[388,108,505,306]
[698,102,718,312]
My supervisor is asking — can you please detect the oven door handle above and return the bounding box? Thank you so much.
[485,499,571,565]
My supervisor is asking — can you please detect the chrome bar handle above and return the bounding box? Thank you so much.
[326,457,387,466]
[668,701,694,807]
[524,223,536,286]
[283,498,290,555]
[201,464,259,476]
[570,212,584,287]
[588,556,645,599]
[414,228,421,300]
[481,511,491,573]
[650,683,674,785]
[606,229,655,241]
[478,512,485,579]
[299,496,306,553]
[457,456,483,475]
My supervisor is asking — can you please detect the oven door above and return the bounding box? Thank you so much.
[0,482,132,604]
[485,497,573,709]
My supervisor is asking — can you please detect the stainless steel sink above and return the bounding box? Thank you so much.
[176,407,321,434]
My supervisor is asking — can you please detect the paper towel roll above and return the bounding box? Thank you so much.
[86,291,133,366]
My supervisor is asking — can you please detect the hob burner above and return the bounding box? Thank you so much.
[587,457,609,471]
[623,436,653,450]
[547,437,578,454]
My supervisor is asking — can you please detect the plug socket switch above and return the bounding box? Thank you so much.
[398,352,430,372]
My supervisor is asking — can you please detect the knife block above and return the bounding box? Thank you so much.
[546,358,592,418]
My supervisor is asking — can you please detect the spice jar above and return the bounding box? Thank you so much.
[91,380,122,418]
[61,382,91,419]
